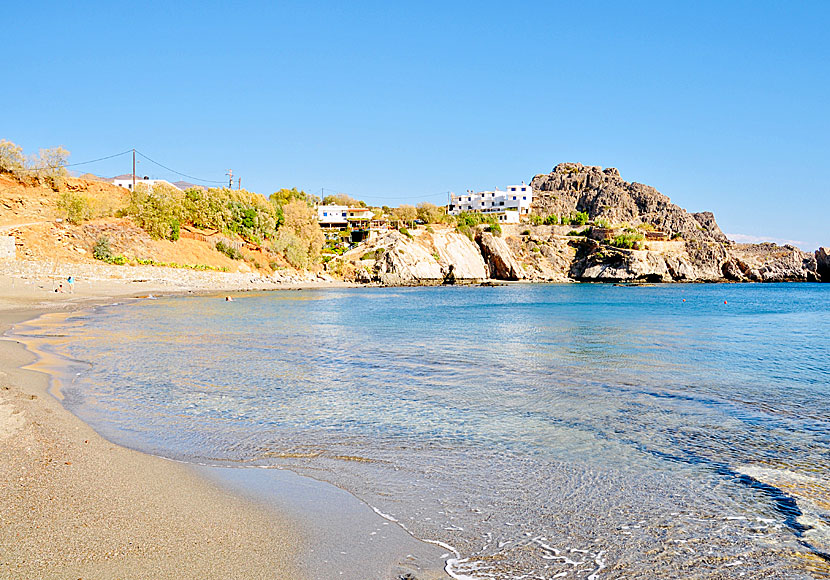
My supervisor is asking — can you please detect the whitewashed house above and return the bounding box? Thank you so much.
[447,183,533,223]
[111,174,182,191]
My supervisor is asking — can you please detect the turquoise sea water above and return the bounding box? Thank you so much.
[38,284,830,578]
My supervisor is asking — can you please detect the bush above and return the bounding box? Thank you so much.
[92,236,112,261]
[58,191,92,224]
[521,229,531,236]
[169,218,180,241]
[611,232,645,249]
[457,224,474,241]
[92,236,127,264]
[594,218,611,228]
[569,211,589,226]
[567,227,591,236]
[528,214,543,226]
[271,230,309,268]
[399,227,413,239]
[489,222,502,236]
[637,222,656,231]
[543,214,559,225]
[215,240,243,260]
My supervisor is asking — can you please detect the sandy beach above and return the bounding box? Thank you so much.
[0,263,307,579]
[0,260,446,580]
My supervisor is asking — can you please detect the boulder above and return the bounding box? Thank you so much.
[476,232,525,280]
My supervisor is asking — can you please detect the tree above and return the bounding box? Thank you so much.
[270,188,317,207]
[416,202,445,224]
[0,139,25,176]
[392,204,417,225]
[322,193,364,207]
[272,199,324,268]
[31,146,69,189]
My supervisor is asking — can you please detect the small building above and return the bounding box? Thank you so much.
[494,210,520,224]
[111,175,182,191]
[448,183,533,217]
[317,205,376,243]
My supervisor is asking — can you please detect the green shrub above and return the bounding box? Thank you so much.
[611,232,645,249]
[457,224,474,241]
[521,229,531,236]
[489,222,502,236]
[92,236,127,264]
[566,228,591,236]
[58,191,92,224]
[637,222,656,231]
[215,240,243,260]
[594,218,611,228]
[169,218,180,241]
[528,214,543,226]
[569,211,589,226]
[92,236,112,261]
[543,214,559,225]
[399,227,413,239]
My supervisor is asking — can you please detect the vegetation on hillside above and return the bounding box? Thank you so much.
[0,139,69,190]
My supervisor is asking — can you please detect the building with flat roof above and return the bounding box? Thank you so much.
[111,175,182,191]
[448,183,533,220]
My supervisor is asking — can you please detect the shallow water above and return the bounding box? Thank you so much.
[28,284,830,578]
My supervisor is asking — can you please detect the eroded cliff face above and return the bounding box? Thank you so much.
[344,229,487,285]
[531,163,727,242]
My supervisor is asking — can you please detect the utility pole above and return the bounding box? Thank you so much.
[237,177,241,190]
[132,149,136,190]
[226,169,233,189]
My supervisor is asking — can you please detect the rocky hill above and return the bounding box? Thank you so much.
[531,163,727,242]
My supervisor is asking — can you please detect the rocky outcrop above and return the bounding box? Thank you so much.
[431,231,488,280]
[345,230,486,285]
[816,248,829,282]
[531,163,727,242]
[725,243,820,282]
[569,239,720,282]
[373,231,444,285]
[476,232,525,280]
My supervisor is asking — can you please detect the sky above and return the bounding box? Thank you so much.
[2,1,828,250]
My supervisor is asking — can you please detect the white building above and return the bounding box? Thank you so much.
[317,205,376,228]
[448,183,533,220]
[112,174,182,191]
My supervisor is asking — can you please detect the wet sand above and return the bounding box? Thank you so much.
[0,266,448,579]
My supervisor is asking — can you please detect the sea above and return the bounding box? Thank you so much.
[27,283,830,578]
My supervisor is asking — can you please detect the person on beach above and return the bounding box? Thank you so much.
[67,276,74,292]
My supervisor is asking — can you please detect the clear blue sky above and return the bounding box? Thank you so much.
[3,1,828,250]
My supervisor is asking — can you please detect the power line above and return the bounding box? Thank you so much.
[134,150,227,184]
[318,187,451,202]
[65,149,134,168]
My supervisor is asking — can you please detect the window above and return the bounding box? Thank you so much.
[323,212,328,217]
[522,197,526,200]
[512,196,516,200]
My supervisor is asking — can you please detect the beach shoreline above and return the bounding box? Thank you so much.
[0,265,448,580]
